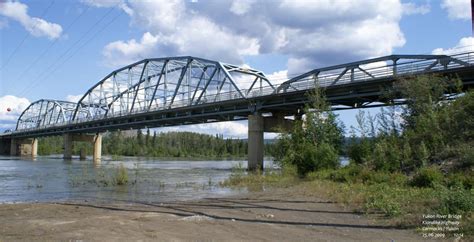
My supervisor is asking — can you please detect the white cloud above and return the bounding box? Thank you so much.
[81,0,133,15]
[402,2,430,15]
[267,70,288,85]
[230,0,255,15]
[441,0,471,20]
[0,0,63,39]
[0,95,30,130]
[91,0,405,72]
[65,94,83,103]
[103,32,159,66]
[432,37,474,55]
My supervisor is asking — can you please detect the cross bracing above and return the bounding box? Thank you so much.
[11,52,474,135]
[16,99,78,130]
[72,56,274,121]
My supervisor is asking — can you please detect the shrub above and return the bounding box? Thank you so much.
[436,187,474,215]
[348,139,372,165]
[114,164,129,185]
[410,167,443,188]
[284,142,339,177]
[446,172,474,190]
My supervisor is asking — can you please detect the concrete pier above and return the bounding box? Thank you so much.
[9,138,38,157]
[248,113,294,171]
[248,114,264,171]
[63,133,102,163]
[64,134,73,159]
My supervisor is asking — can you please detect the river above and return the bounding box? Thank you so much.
[0,155,279,204]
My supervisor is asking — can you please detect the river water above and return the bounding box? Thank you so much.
[0,155,277,204]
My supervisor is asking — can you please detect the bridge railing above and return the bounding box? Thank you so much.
[13,52,473,133]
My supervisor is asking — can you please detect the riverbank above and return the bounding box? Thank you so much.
[0,186,423,241]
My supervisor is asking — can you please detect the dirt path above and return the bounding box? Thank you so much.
[0,187,425,241]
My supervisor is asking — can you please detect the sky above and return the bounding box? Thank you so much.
[0,0,472,138]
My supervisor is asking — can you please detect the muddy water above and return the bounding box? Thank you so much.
[0,155,276,203]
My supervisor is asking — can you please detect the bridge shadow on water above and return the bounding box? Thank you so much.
[57,196,404,231]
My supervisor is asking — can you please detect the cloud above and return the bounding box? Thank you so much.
[441,0,471,20]
[65,94,83,103]
[0,95,30,130]
[432,37,474,55]
[267,70,288,85]
[87,0,405,73]
[0,0,62,39]
[103,32,159,66]
[230,0,255,15]
[81,0,133,15]
[402,2,430,15]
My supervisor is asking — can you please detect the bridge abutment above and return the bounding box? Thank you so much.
[64,133,102,163]
[248,113,293,171]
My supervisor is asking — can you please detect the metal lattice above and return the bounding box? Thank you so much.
[72,56,273,121]
[13,52,473,132]
[16,99,78,130]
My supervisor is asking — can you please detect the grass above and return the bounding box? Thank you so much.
[221,165,474,238]
[68,163,131,187]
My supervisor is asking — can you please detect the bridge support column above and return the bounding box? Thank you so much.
[9,138,38,157]
[63,134,73,159]
[93,134,102,164]
[248,114,264,171]
[248,113,294,171]
[10,139,17,156]
[63,133,102,163]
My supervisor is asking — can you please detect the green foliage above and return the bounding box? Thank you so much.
[347,139,372,165]
[275,87,344,176]
[410,167,443,188]
[38,131,249,159]
[114,163,129,185]
[347,75,474,173]
[308,165,408,186]
[435,186,474,215]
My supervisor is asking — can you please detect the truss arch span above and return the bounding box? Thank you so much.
[72,56,274,121]
[16,99,78,131]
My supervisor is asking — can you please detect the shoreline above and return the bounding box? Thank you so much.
[0,186,424,241]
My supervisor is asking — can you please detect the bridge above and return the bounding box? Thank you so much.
[1,52,473,170]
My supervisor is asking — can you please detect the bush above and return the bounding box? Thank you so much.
[114,164,129,185]
[284,142,339,177]
[446,172,474,190]
[410,167,443,188]
[436,186,474,215]
[348,139,372,165]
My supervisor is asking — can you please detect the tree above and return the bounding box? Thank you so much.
[275,87,344,176]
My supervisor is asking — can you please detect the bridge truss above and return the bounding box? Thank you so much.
[12,52,474,134]
[16,99,78,130]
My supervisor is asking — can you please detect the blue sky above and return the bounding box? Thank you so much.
[0,0,472,137]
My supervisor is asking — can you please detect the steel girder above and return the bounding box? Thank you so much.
[277,53,472,93]
[16,99,78,130]
[72,56,273,121]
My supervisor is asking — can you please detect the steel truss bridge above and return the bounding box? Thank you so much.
[8,51,474,138]
[1,52,474,168]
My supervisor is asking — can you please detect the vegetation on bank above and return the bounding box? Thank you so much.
[224,75,473,237]
[38,131,254,159]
